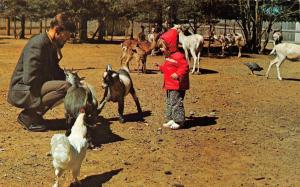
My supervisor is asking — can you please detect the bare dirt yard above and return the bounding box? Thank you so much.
[0,38,299,187]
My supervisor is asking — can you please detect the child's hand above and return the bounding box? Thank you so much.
[170,73,179,80]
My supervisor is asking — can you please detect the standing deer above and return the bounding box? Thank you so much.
[177,25,204,74]
[120,32,159,73]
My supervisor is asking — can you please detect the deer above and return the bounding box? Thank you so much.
[177,25,204,74]
[120,32,159,73]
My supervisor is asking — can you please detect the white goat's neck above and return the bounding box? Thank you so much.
[178,31,187,43]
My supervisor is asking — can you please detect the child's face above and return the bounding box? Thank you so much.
[157,39,170,57]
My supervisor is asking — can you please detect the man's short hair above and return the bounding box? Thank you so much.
[50,12,76,33]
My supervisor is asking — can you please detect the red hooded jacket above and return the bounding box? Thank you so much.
[160,52,190,90]
[159,28,189,90]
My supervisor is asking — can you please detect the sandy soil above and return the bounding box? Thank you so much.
[0,38,299,187]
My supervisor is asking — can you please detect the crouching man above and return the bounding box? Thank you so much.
[7,13,76,132]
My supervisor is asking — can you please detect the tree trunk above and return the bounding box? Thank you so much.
[6,16,10,36]
[13,17,17,39]
[130,19,134,39]
[110,17,115,41]
[259,20,273,54]
[98,17,106,41]
[79,16,88,42]
[29,18,32,35]
[224,19,226,35]
[39,19,43,33]
[44,18,47,32]
[19,15,26,39]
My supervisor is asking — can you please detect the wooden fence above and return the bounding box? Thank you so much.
[0,17,299,44]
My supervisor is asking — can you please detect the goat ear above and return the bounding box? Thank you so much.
[106,64,112,72]
[112,73,118,78]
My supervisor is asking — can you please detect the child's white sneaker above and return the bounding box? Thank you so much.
[163,120,174,128]
[169,121,181,130]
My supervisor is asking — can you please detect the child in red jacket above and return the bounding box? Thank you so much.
[157,27,190,129]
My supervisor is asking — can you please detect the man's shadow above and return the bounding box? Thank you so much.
[183,116,218,129]
[71,168,123,187]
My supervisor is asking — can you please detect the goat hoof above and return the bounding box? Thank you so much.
[119,117,125,123]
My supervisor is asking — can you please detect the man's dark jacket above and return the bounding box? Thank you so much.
[7,33,65,109]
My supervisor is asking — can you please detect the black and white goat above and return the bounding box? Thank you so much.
[64,69,98,135]
[98,65,142,123]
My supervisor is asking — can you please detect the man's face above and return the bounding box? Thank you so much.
[54,29,71,48]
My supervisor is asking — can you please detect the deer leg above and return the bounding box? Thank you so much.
[265,57,279,79]
[197,49,201,73]
[276,57,286,81]
[238,46,242,58]
[221,44,225,56]
[143,55,147,73]
[124,53,133,72]
[190,50,197,74]
[134,53,140,74]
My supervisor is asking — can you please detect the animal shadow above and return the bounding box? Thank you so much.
[106,110,152,123]
[282,78,300,82]
[73,168,123,187]
[89,117,125,147]
[45,118,68,131]
[145,69,160,74]
[190,68,218,75]
[183,116,218,129]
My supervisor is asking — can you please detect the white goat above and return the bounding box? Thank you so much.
[214,33,245,58]
[51,111,88,187]
[265,43,300,80]
[177,25,204,74]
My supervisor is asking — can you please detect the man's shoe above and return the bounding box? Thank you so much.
[17,112,47,132]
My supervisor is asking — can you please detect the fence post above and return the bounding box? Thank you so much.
[5,16,11,36]
[295,22,300,43]
[39,19,42,33]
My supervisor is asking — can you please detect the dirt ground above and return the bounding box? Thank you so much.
[0,38,299,187]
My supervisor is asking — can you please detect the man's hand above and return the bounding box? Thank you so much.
[170,73,179,80]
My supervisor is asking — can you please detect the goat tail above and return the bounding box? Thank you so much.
[121,66,130,73]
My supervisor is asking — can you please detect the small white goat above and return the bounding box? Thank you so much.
[51,111,88,187]
[177,25,204,74]
[265,43,300,80]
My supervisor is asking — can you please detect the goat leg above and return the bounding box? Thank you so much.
[97,88,110,115]
[130,87,143,117]
[118,98,125,123]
